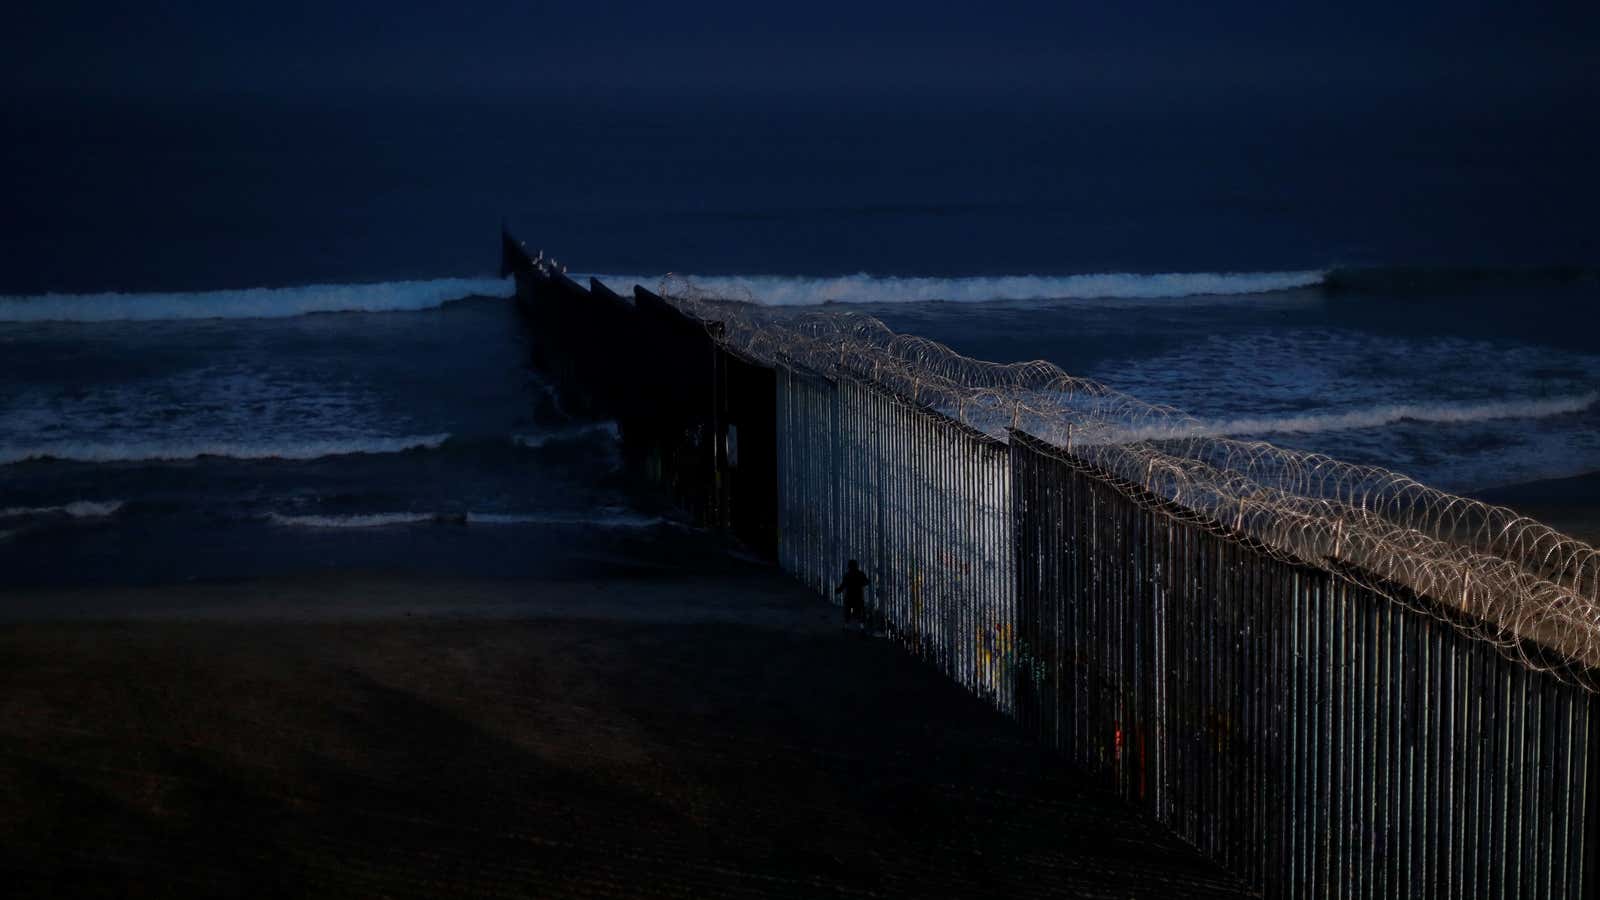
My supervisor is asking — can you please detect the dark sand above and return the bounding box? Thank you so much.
[1475,469,1600,546]
[0,570,1246,898]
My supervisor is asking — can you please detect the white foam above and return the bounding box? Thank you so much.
[585,271,1327,305]
[0,500,124,519]
[1114,393,1599,442]
[466,511,665,528]
[0,278,512,322]
[267,512,437,528]
[511,422,620,448]
[266,509,665,529]
[0,434,451,465]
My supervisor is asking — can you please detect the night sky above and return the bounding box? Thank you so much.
[4,1,1597,286]
[6,1,1595,114]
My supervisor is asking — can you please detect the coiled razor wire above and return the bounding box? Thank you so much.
[656,274,1600,688]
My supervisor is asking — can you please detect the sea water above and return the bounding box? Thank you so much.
[1,96,1595,587]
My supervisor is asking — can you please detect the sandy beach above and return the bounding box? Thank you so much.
[1474,469,1600,546]
[0,569,1245,898]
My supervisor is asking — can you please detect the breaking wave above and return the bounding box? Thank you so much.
[465,511,666,527]
[1118,393,1598,442]
[9,265,1588,322]
[0,500,124,519]
[0,434,452,465]
[511,422,620,448]
[585,270,1327,305]
[0,277,512,322]
[266,512,438,528]
[267,509,666,529]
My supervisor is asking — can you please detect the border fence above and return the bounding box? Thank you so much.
[503,232,1596,898]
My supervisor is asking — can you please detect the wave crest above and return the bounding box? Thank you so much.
[511,422,620,448]
[267,509,665,529]
[465,511,664,527]
[1117,393,1598,442]
[267,512,437,528]
[0,434,451,465]
[0,500,124,519]
[588,271,1327,306]
[0,278,511,322]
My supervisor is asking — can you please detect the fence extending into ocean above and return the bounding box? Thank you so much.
[503,232,1596,898]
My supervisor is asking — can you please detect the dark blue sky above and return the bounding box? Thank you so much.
[4,0,1597,286]
[5,1,1595,113]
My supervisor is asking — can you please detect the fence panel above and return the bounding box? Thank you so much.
[782,374,1018,705]
[506,234,1596,898]
[1007,430,1595,898]
[776,364,843,595]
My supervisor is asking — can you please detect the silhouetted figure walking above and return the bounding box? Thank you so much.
[835,559,868,629]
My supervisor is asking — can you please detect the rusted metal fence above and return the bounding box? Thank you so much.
[775,363,843,593]
[777,362,1017,704]
[513,257,780,545]
[1009,430,1595,898]
[770,346,1596,899]
[719,346,779,558]
[831,371,1016,707]
[503,232,1596,898]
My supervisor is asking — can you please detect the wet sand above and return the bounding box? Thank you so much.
[0,571,1245,898]
[1474,469,1600,546]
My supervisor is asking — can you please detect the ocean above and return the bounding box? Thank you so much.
[2,96,1596,588]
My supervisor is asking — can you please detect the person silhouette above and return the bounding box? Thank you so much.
[835,559,868,629]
